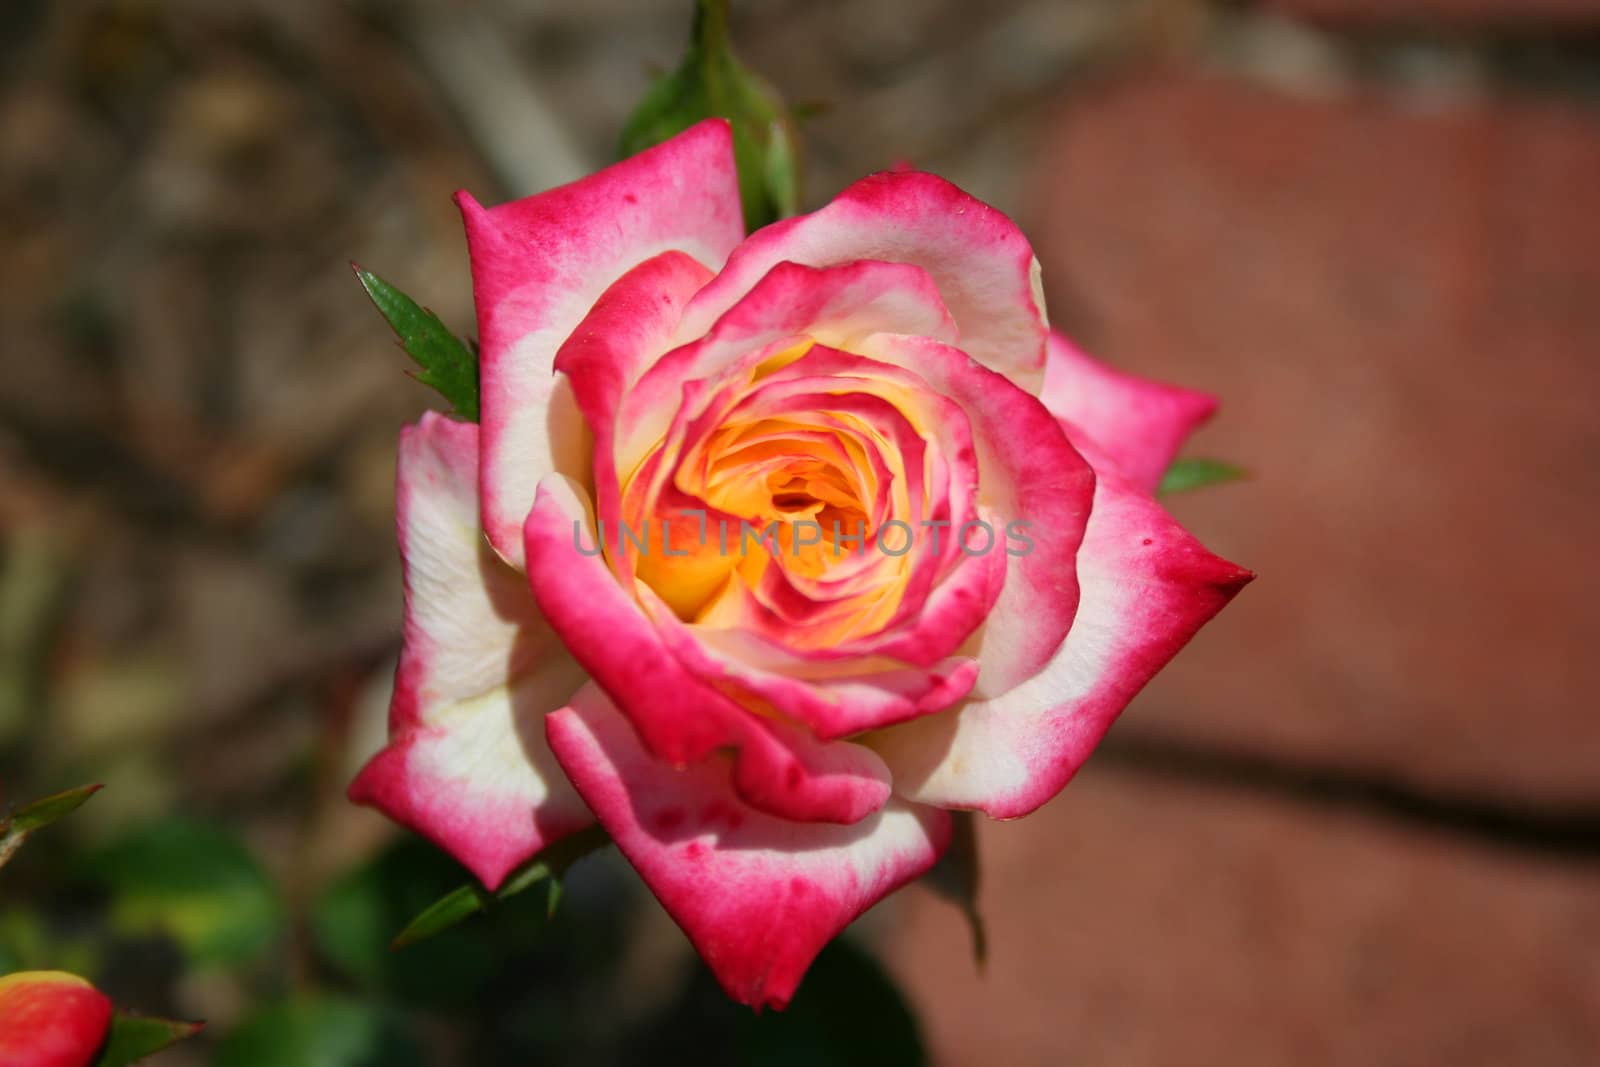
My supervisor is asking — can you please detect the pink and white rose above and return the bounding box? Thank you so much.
[351,119,1251,1008]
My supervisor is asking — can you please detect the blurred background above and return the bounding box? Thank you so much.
[2,0,1598,1063]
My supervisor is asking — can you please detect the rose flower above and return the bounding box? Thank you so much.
[352,119,1251,1009]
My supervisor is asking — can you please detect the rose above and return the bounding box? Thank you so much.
[0,971,114,1067]
[351,120,1251,1008]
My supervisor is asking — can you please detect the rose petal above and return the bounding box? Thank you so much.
[461,118,744,566]
[636,340,1009,669]
[349,414,593,889]
[545,686,951,1010]
[617,258,959,480]
[1040,330,1218,493]
[855,333,1096,694]
[871,457,1252,817]
[554,249,716,579]
[350,663,592,891]
[523,473,892,824]
[643,586,981,740]
[674,171,1048,386]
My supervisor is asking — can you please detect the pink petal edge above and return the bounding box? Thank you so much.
[546,685,951,1009]
[872,447,1251,816]
[349,413,594,889]
[462,118,744,567]
[1040,330,1219,493]
[674,170,1048,387]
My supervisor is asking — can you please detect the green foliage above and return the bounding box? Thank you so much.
[215,997,423,1067]
[0,908,99,980]
[1158,457,1247,496]
[0,783,102,871]
[386,882,497,950]
[620,0,800,231]
[387,826,609,950]
[94,1012,204,1067]
[353,266,479,420]
[920,810,986,966]
[85,819,283,968]
[310,837,498,1007]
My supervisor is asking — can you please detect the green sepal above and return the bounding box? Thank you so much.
[9,782,102,835]
[94,1012,204,1067]
[620,0,801,231]
[1158,457,1247,496]
[0,783,102,872]
[353,265,479,421]
[390,825,608,949]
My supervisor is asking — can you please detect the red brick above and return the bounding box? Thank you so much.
[1027,72,1600,809]
[1268,0,1600,24]
[885,770,1600,1066]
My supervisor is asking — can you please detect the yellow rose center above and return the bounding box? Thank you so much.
[619,342,913,645]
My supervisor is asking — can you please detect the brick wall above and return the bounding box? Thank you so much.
[877,6,1600,1064]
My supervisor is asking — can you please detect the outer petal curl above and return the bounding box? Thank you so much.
[461,118,744,566]
[673,171,1048,387]
[616,258,959,481]
[650,615,981,742]
[1040,330,1218,493]
[350,413,594,889]
[871,448,1252,817]
[854,333,1095,694]
[546,686,950,1010]
[554,249,716,581]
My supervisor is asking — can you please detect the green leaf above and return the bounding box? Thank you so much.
[215,997,423,1067]
[85,819,282,968]
[95,1012,204,1067]
[920,810,986,967]
[0,783,102,871]
[620,0,801,231]
[390,825,608,949]
[1158,457,1247,496]
[389,883,493,949]
[353,265,478,420]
